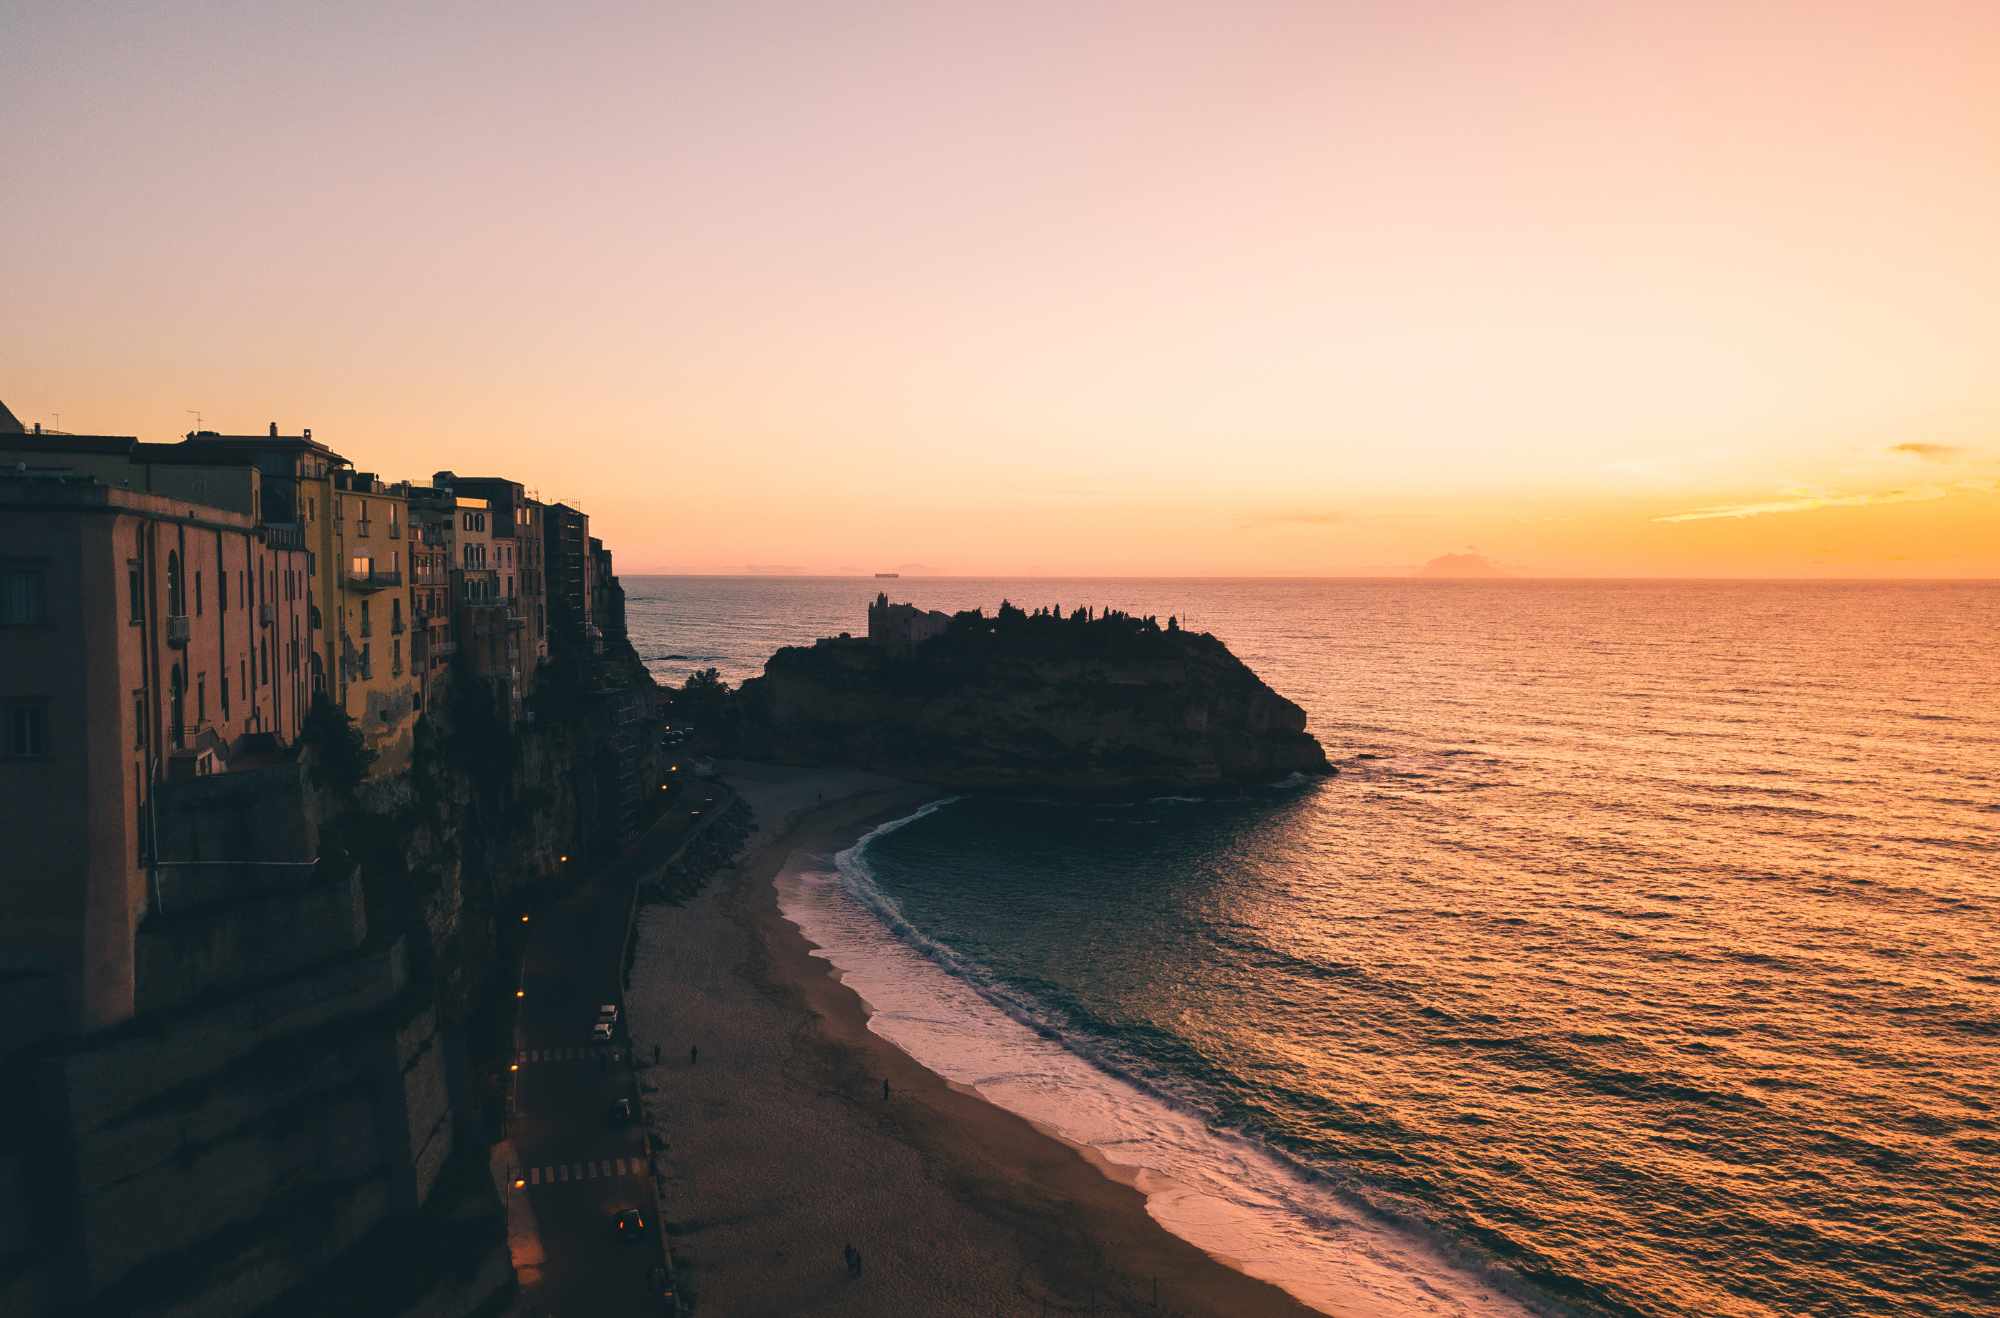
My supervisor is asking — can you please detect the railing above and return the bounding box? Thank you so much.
[347,567,402,591]
[259,602,275,626]
[167,614,190,647]
[355,519,373,538]
[262,523,306,551]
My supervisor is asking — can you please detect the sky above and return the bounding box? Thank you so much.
[4,0,1997,577]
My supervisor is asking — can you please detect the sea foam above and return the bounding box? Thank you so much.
[777,804,1551,1318]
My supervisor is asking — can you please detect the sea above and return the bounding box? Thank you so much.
[625,576,2000,1318]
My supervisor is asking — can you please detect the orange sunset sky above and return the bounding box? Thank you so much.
[4,1,1997,577]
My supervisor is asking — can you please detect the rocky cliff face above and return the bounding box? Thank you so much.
[733,615,1329,792]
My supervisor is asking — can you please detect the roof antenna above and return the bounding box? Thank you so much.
[50,412,61,433]
[186,409,203,433]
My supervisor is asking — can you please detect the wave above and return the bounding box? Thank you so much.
[776,803,1562,1317]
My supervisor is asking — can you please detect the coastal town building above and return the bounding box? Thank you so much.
[866,592,951,654]
[590,535,626,644]
[329,468,420,769]
[444,473,548,691]
[409,502,454,714]
[544,501,594,647]
[0,457,312,1031]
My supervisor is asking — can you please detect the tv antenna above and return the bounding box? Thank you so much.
[186,409,203,432]
[50,412,61,433]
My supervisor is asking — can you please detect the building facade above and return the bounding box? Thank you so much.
[0,467,312,1031]
[544,501,594,646]
[329,469,420,770]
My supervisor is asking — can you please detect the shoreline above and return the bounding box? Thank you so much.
[627,761,1320,1316]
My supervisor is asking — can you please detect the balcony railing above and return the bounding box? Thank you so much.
[347,568,402,592]
[166,614,190,647]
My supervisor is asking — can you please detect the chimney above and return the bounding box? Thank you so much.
[269,422,278,438]
[32,422,41,434]
[303,427,312,441]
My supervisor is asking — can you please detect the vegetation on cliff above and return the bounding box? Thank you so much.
[715,600,1330,792]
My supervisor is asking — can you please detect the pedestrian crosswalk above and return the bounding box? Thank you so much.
[516,1047,624,1064]
[524,1157,648,1185]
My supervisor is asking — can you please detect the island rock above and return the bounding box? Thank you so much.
[729,598,1331,792]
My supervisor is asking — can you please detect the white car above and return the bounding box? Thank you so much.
[591,1020,615,1043]
[597,1003,620,1026]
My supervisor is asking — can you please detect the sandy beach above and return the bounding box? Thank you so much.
[625,761,1320,1318]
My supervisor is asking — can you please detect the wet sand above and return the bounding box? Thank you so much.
[626,761,1319,1317]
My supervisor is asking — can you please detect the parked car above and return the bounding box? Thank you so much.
[591,1020,615,1044]
[614,1208,647,1241]
[597,1003,620,1026]
[610,1097,634,1124]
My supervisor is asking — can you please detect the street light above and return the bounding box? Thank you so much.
[515,989,525,999]
[513,1178,526,1190]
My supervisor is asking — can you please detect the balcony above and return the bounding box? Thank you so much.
[167,614,190,647]
[259,602,275,626]
[355,519,373,539]
[262,523,306,551]
[346,567,402,592]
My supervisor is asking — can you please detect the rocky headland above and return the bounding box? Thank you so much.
[725,598,1330,792]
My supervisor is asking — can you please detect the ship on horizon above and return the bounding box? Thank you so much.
[874,571,900,578]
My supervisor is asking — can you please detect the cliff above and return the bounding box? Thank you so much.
[0,634,662,1318]
[732,604,1329,792]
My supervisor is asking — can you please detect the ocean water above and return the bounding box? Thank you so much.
[626,577,2000,1317]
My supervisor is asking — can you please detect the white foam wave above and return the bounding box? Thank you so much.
[777,804,1553,1318]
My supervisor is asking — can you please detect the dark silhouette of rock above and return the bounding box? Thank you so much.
[730,602,1331,792]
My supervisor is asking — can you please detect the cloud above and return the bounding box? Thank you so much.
[1654,487,1947,523]
[1416,552,1507,579]
[1889,442,1965,461]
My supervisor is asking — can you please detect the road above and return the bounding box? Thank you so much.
[503,788,730,1316]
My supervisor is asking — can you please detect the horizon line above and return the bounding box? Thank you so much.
[618,571,2000,584]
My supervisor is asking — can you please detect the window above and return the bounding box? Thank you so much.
[392,637,403,676]
[2,702,49,758]
[133,690,146,748]
[221,671,230,718]
[218,568,227,611]
[129,561,144,624]
[167,551,183,617]
[1,565,49,625]
[261,642,269,685]
[361,599,372,637]
[391,598,403,633]
[360,642,372,680]
[197,673,206,723]
[351,554,371,580]
[242,658,248,695]
[239,570,246,606]
[195,570,203,616]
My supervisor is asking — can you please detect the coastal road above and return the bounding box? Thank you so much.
[506,789,732,1316]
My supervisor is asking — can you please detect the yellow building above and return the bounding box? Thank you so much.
[329,469,420,771]
[173,429,418,774]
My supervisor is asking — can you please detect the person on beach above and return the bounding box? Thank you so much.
[842,1243,855,1277]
